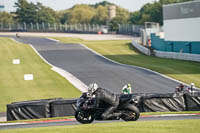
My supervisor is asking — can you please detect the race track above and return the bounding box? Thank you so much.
[0,35,199,130]
[1,114,200,130]
[14,36,179,93]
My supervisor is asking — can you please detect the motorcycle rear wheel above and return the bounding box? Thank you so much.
[75,111,94,124]
[120,105,140,121]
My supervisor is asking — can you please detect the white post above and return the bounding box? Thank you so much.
[70,24,73,31]
[48,23,50,31]
[24,23,26,31]
[84,24,86,32]
[65,23,67,31]
[30,23,33,30]
[42,22,45,31]
[60,23,62,31]
[88,24,90,32]
[54,23,56,31]
[79,23,81,31]
[17,23,20,30]
[9,23,12,31]
[36,23,39,31]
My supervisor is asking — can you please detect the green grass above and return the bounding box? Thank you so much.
[54,37,200,88]
[1,119,200,133]
[0,111,199,124]
[0,37,81,112]
[141,111,200,116]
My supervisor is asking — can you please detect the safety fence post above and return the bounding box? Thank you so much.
[24,23,26,31]
[65,23,67,31]
[36,23,39,31]
[42,22,45,31]
[9,23,12,31]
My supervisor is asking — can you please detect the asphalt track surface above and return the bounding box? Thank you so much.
[1,115,200,130]
[12,36,179,94]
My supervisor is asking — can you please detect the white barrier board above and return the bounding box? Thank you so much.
[13,59,20,64]
[24,74,34,80]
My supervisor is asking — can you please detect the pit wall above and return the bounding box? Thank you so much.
[132,35,200,62]
[151,34,200,54]
[163,1,200,42]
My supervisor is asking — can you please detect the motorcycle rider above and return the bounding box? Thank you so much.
[86,83,121,120]
[188,83,196,92]
[122,84,132,94]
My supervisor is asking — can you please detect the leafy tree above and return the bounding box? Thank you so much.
[67,5,95,24]
[129,0,194,25]
[109,16,125,32]
[36,5,59,23]
[129,11,141,25]
[59,2,130,25]
[139,2,162,24]
[116,7,130,23]
[93,1,113,8]
[0,12,14,24]
[91,5,108,24]
[57,10,70,24]
[15,0,38,23]
[14,0,58,24]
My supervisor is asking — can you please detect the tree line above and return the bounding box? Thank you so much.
[0,0,194,31]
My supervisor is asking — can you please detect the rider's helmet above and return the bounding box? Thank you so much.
[88,83,98,95]
[127,84,131,88]
[191,83,195,87]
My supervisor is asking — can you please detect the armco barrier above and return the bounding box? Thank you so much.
[132,40,151,56]
[132,40,200,62]
[154,50,200,62]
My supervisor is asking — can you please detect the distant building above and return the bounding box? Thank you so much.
[108,5,116,21]
[163,0,200,42]
[151,0,200,54]
[0,4,5,12]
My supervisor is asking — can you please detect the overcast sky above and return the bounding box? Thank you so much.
[0,0,157,12]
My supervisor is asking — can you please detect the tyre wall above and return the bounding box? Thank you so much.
[6,92,200,121]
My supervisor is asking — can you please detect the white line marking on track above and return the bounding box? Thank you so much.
[143,114,199,118]
[80,42,189,86]
[0,123,27,126]
[10,38,20,44]
[46,38,60,43]
[29,43,88,92]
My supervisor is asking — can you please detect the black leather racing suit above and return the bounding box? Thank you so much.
[92,88,119,120]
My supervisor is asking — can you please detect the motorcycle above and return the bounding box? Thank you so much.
[75,93,140,124]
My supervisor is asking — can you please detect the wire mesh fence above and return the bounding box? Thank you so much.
[118,24,144,36]
[0,23,103,33]
[0,23,143,36]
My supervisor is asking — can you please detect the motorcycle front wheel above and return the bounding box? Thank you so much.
[75,111,94,124]
[120,105,140,121]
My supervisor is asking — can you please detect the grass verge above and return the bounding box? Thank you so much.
[1,119,200,133]
[0,37,81,112]
[1,111,199,123]
[53,37,200,88]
